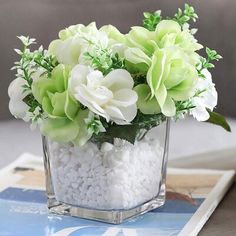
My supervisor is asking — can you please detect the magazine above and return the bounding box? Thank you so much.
[0,153,234,236]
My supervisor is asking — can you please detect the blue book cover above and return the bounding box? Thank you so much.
[0,153,234,236]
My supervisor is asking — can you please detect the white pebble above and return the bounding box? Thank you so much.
[49,134,163,210]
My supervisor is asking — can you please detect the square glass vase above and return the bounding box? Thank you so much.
[42,120,170,224]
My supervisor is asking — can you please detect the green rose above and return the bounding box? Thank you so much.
[147,48,198,116]
[125,20,202,66]
[32,64,92,145]
[32,64,79,120]
[155,20,202,64]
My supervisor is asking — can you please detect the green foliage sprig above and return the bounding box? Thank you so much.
[173,4,198,26]
[83,47,125,75]
[143,10,162,31]
[143,4,198,31]
[197,47,222,78]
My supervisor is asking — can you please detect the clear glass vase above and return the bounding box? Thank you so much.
[42,120,170,224]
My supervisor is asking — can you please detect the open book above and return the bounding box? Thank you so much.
[0,153,234,236]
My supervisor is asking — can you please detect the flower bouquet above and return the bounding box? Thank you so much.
[9,4,230,223]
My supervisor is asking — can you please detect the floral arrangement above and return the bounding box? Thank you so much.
[9,4,230,146]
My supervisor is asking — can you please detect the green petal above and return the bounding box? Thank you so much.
[48,39,61,56]
[127,26,157,55]
[134,84,161,114]
[41,117,79,143]
[161,96,176,117]
[32,77,56,104]
[155,83,167,108]
[147,49,168,96]
[51,92,67,117]
[155,20,181,41]
[125,48,151,66]
[52,64,69,92]
[100,25,126,43]
[65,92,79,120]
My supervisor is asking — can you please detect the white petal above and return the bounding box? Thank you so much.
[204,87,218,110]
[75,85,112,106]
[8,78,28,99]
[74,86,109,120]
[102,69,134,91]
[57,37,81,65]
[191,106,210,121]
[125,48,151,65]
[86,70,103,88]
[202,69,212,81]
[111,89,138,107]
[69,65,91,95]
[104,105,126,122]
[9,99,28,119]
[117,104,137,123]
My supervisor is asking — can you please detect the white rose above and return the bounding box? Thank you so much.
[69,65,138,124]
[190,69,218,121]
[8,78,29,119]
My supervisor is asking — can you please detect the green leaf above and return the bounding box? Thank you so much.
[90,112,166,146]
[206,110,231,132]
[91,124,140,146]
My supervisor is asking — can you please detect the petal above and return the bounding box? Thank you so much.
[104,105,126,122]
[111,89,138,107]
[8,78,28,100]
[65,91,79,120]
[134,84,161,114]
[74,86,108,120]
[103,69,134,91]
[204,87,218,110]
[147,49,167,96]
[57,37,81,65]
[75,85,112,106]
[86,70,103,88]
[155,83,167,109]
[41,117,79,143]
[127,26,156,55]
[124,48,151,66]
[117,104,137,124]
[69,65,91,95]
[155,20,181,41]
[9,99,28,119]
[191,105,210,121]
[161,96,176,117]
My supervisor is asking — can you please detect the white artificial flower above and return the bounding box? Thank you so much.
[8,78,29,119]
[190,69,218,121]
[69,65,138,124]
[49,22,110,66]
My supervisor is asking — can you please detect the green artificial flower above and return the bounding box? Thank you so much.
[147,48,198,116]
[125,20,202,67]
[155,20,202,64]
[48,22,104,66]
[32,64,79,120]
